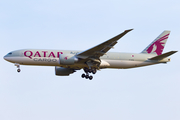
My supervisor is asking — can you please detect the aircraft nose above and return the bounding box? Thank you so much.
[3,52,15,63]
[3,54,12,62]
[3,55,8,61]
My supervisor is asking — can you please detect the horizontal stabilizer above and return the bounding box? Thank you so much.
[149,51,177,60]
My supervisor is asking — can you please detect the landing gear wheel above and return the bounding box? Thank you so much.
[85,75,89,79]
[84,68,88,73]
[92,70,96,74]
[81,74,85,78]
[82,67,96,80]
[17,69,21,72]
[89,76,93,80]
[88,69,92,73]
[15,63,21,73]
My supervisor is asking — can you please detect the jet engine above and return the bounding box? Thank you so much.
[55,66,76,76]
[59,54,78,65]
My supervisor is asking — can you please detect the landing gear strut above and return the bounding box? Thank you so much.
[15,63,21,73]
[81,68,96,80]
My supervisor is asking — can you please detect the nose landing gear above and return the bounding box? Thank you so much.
[81,68,96,80]
[17,69,21,72]
[15,63,21,73]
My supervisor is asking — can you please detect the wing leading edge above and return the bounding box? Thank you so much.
[76,29,133,59]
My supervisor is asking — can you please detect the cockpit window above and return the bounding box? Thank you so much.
[8,52,12,55]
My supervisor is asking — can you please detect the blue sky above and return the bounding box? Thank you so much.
[0,0,180,120]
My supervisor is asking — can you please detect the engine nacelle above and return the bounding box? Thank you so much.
[55,66,75,76]
[59,54,78,65]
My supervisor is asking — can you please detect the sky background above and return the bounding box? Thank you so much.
[0,0,180,120]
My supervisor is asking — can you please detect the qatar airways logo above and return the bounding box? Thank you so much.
[146,34,169,55]
[24,51,63,59]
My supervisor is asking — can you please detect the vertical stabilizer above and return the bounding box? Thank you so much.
[141,31,170,55]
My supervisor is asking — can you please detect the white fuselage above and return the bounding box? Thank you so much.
[4,49,169,69]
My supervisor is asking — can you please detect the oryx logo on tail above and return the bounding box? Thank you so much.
[141,31,170,55]
[146,33,169,55]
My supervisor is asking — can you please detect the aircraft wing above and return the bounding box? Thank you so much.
[76,29,133,59]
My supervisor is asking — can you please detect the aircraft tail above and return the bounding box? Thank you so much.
[141,31,170,55]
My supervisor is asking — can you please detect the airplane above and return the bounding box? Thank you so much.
[3,29,177,80]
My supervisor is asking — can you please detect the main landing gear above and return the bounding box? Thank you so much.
[81,68,97,80]
[81,74,93,80]
[15,63,21,73]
